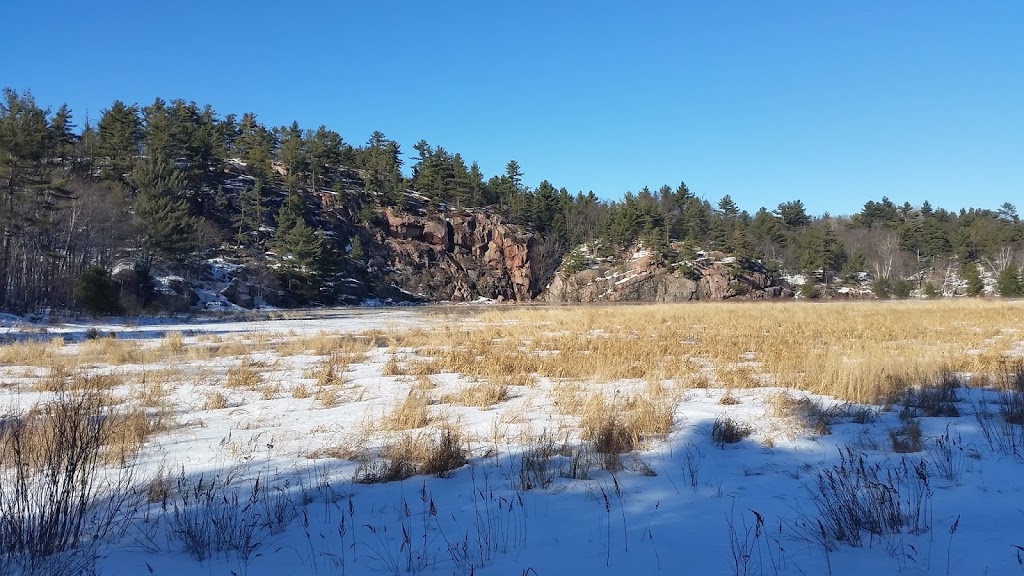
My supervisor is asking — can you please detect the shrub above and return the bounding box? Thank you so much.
[872,277,891,299]
[889,418,923,453]
[712,417,753,447]
[74,267,123,315]
[0,391,139,575]
[895,374,961,418]
[891,278,913,299]
[802,448,932,549]
[353,429,467,484]
[517,432,557,490]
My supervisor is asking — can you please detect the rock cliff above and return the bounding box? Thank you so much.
[378,208,536,302]
[540,246,788,303]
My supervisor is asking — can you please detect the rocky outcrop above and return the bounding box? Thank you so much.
[380,208,535,302]
[541,247,788,303]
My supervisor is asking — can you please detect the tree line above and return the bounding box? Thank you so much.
[1,87,1022,313]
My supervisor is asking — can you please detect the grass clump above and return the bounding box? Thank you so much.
[0,390,140,574]
[580,395,674,469]
[801,448,932,549]
[225,358,264,390]
[441,381,510,408]
[767,392,842,435]
[353,429,467,483]
[711,416,753,447]
[384,390,432,430]
[889,418,923,453]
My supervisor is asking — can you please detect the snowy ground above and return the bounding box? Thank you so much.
[2,307,1024,575]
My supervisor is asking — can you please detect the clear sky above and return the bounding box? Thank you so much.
[5,1,1021,217]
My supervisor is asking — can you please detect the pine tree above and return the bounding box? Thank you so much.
[0,88,52,309]
[996,266,1022,297]
[129,157,196,260]
[235,113,274,180]
[717,194,739,217]
[276,122,306,189]
[276,191,307,235]
[363,131,403,206]
[273,219,325,304]
[97,100,141,185]
[48,103,76,161]
[234,178,269,247]
[775,200,810,228]
[962,261,984,296]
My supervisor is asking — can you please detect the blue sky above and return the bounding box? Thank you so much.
[5,1,1021,216]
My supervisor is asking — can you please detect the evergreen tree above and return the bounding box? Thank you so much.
[996,266,1022,297]
[74,266,122,314]
[142,97,174,161]
[129,157,196,260]
[962,261,984,296]
[273,219,325,304]
[775,200,810,228]
[276,122,306,189]
[306,125,347,193]
[717,194,739,217]
[276,190,308,235]
[0,88,51,309]
[363,131,403,206]
[48,103,76,161]
[235,112,275,180]
[233,178,269,247]
[96,100,141,185]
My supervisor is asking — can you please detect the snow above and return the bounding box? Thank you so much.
[1,309,1023,575]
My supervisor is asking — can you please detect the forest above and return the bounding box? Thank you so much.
[1,86,1022,313]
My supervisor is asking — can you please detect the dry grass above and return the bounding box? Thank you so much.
[156,331,186,356]
[579,393,674,467]
[259,382,282,400]
[272,332,374,357]
[383,390,432,430]
[388,300,1024,403]
[441,380,510,408]
[0,337,64,367]
[78,337,145,365]
[304,352,356,387]
[0,391,162,470]
[225,358,265,389]
[203,391,230,410]
[314,386,341,408]
[766,392,842,436]
[353,428,467,483]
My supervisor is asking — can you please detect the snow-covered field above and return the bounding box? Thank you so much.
[2,306,1024,575]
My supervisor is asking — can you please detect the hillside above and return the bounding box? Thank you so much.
[1,87,1022,314]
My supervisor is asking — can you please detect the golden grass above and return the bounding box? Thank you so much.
[0,337,64,367]
[272,332,375,357]
[203,391,230,410]
[579,394,674,455]
[314,385,341,408]
[441,380,510,408]
[0,392,165,470]
[78,337,144,365]
[383,390,432,430]
[225,358,265,389]
[157,331,186,356]
[391,300,1024,403]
